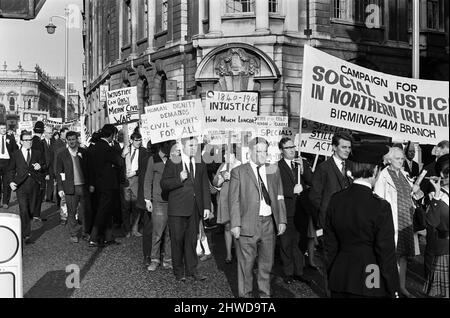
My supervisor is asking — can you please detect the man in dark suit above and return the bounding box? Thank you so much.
[56,131,91,243]
[403,143,420,180]
[309,132,353,229]
[277,137,312,284]
[8,131,47,243]
[229,137,287,298]
[121,132,148,237]
[31,121,47,222]
[0,121,18,208]
[88,124,124,247]
[53,127,69,224]
[43,126,55,203]
[324,144,400,298]
[160,137,211,282]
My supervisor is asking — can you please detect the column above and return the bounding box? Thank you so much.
[208,0,222,36]
[130,0,138,57]
[284,0,299,34]
[118,0,124,60]
[147,0,156,53]
[255,0,269,34]
[198,0,204,35]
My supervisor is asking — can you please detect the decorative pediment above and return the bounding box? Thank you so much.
[214,48,260,77]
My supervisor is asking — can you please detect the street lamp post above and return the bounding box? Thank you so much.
[45,8,69,122]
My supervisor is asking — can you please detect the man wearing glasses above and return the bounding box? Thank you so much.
[8,131,46,244]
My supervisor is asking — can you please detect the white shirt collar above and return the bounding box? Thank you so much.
[353,179,372,189]
[333,155,345,169]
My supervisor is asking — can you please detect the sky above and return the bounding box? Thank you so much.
[0,0,84,92]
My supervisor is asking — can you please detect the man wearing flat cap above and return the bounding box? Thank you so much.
[324,144,400,298]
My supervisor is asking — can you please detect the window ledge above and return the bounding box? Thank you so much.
[269,13,285,20]
[330,18,385,30]
[121,44,131,52]
[407,28,446,35]
[222,13,256,20]
[154,30,168,38]
[137,38,147,45]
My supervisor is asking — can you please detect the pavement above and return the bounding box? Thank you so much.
[1,192,431,298]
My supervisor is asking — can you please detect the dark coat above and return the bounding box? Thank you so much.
[426,191,449,255]
[42,138,54,177]
[2,134,18,156]
[160,158,211,217]
[309,157,353,228]
[52,139,67,176]
[55,147,90,195]
[88,139,124,191]
[8,148,47,188]
[324,183,400,298]
[403,159,420,180]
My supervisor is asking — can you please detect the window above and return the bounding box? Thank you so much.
[226,0,255,13]
[138,0,148,40]
[427,0,442,31]
[162,0,168,31]
[122,0,131,46]
[268,0,279,13]
[28,99,31,109]
[334,0,383,26]
[9,97,14,111]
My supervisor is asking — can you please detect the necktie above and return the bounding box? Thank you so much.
[1,136,4,154]
[341,161,346,175]
[342,161,350,188]
[26,149,31,165]
[257,165,271,206]
[291,161,298,183]
[130,148,137,163]
[189,157,194,181]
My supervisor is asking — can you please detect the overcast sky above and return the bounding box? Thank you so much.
[0,0,84,92]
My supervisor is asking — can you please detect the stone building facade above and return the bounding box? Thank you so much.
[0,63,65,130]
[82,0,449,148]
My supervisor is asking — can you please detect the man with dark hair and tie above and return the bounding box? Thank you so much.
[31,121,47,222]
[0,121,18,209]
[309,132,353,229]
[403,142,420,180]
[8,130,46,244]
[229,137,287,298]
[43,126,55,203]
[161,137,211,282]
[277,137,313,285]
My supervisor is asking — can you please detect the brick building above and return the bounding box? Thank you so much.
[0,62,65,130]
[82,0,449,150]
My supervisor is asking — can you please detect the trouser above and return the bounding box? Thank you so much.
[33,183,44,218]
[279,216,305,277]
[151,202,171,264]
[142,210,152,259]
[17,179,40,238]
[168,210,199,278]
[0,161,11,205]
[90,189,115,242]
[236,215,275,298]
[45,175,54,202]
[121,176,140,233]
[65,185,90,237]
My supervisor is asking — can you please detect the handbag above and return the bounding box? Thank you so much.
[413,204,426,232]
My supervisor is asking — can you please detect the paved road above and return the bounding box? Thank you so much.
[1,192,430,298]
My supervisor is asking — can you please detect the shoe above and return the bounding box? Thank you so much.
[284,276,294,284]
[60,219,67,225]
[104,240,121,246]
[400,289,415,298]
[293,275,312,284]
[70,236,79,243]
[132,231,143,237]
[163,262,173,270]
[200,253,212,262]
[24,236,33,245]
[81,233,90,241]
[189,273,207,281]
[2,204,8,209]
[175,276,186,282]
[307,264,320,272]
[147,262,159,271]
[125,232,131,238]
[88,241,105,248]
[225,258,232,264]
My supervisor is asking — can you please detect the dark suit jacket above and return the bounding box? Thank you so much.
[309,157,353,228]
[55,147,89,195]
[160,158,211,217]
[324,183,400,298]
[52,139,67,176]
[88,139,124,191]
[403,159,420,180]
[277,158,313,218]
[8,148,47,188]
[228,163,287,237]
[1,134,18,156]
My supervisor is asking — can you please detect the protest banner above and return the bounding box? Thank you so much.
[253,116,292,163]
[20,110,49,122]
[294,119,354,156]
[300,45,449,144]
[17,121,34,132]
[203,91,258,132]
[142,99,203,143]
[107,86,140,124]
